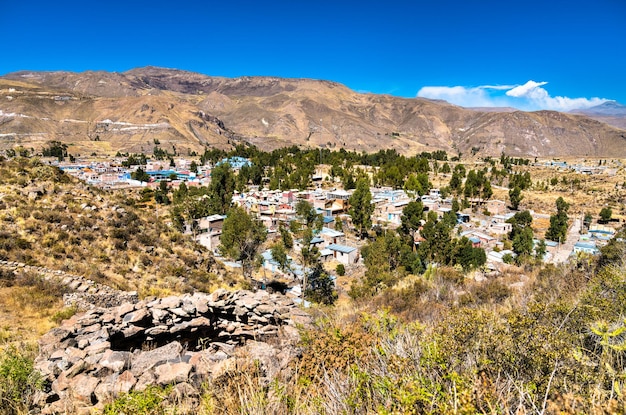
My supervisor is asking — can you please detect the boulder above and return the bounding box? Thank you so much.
[155,362,193,385]
[130,341,183,376]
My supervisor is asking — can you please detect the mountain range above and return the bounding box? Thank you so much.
[1,66,625,157]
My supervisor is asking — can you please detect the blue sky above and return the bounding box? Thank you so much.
[1,0,624,111]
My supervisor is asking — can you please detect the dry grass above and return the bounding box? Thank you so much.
[0,274,67,343]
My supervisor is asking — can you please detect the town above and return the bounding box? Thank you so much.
[45,147,624,302]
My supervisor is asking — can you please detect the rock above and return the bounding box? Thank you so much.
[134,370,157,392]
[121,325,145,339]
[145,325,169,336]
[169,317,212,334]
[116,302,135,317]
[122,308,150,325]
[130,341,183,376]
[113,370,137,395]
[85,341,111,356]
[151,308,169,322]
[99,350,131,372]
[68,374,100,404]
[62,359,86,379]
[153,296,181,309]
[155,362,193,385]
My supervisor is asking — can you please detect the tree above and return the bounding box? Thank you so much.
[452,237,487,271]
[509,186,523,210]
[279,222,293,249]
[599,207,613,224]
[131,167,150,183]
[295,200,322,231]
[349,177,374,239]
[270,242,291,274]
[512,226,534,259]
[219,206,267,279]
[304,262,337,305]
[534,239,547,260]
[208,163,235,214]
[190,160,198,173]
[507,210,533,241]
[546,197,570,243]
[400,200,424,250]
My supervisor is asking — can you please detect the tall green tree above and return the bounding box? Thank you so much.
[219,206,267,279]
[507,210,533,241]
[208,163,235,214]
[349,177,374,239]
[509,186,523,210]
[546,197,570,243]
[270,242,291,274]
[131,167,150,183]
[400,200,424,250]
[279,222,293,249]
[512,226,535,259]
[296,200,323,231]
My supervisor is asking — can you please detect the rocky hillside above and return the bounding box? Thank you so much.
[1,67,625,157]
[571,101,626,129]
[0,158,236,296]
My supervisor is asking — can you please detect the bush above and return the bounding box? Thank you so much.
[0,345,42,415]
[336,263,345,276]
[101,385,172,415]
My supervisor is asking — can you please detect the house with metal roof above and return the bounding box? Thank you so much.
[326,243,359,265]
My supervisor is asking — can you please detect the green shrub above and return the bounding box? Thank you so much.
[0,345,42,415]
[51,305,78,324]
[336,263,345,276]
[101,385,172,415]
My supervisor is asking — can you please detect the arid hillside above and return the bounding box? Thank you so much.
[1,67,626,157]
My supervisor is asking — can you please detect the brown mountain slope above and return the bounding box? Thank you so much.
[1,67,625,157]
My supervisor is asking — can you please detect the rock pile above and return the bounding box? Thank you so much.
[34,289,311,414]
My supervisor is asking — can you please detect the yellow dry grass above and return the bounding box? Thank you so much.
[0,286,64,343]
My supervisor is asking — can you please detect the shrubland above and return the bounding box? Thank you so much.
[0,149,625,413]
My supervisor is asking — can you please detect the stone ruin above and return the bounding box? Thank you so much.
[34,288,312,414]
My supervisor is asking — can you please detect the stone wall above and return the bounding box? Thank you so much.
[34,288,311,414]
[0,260,138,309]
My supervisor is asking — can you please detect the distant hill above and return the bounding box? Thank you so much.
[570,101,626,130]
[1,67,625,157]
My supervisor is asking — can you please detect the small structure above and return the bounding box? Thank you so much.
[319,227,345,245]
[196,214,226,251]
[486,200,507,216]
[326,243,359,265]
[573,241,600,256]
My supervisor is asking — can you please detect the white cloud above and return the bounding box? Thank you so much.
[417,81,608,111]
[505,80,548,98]
[416,85,513,108]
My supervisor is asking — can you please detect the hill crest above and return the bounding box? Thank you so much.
[1,67,625,157]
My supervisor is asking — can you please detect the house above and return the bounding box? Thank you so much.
[294,236,325,254]
[461,230,497,248]
[468,236,481,248]
[319,227,345,245]
[486,200,507,215]
[319,248,334,262]
[326,243,359,265]
[489,221,512,235]
[429,188,441,199]
[327,189,352,201]
[216,156,251,170]
[196,214,226,252]
[573,241,600,256]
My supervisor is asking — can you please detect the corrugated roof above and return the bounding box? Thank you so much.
[327,244,356,254]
